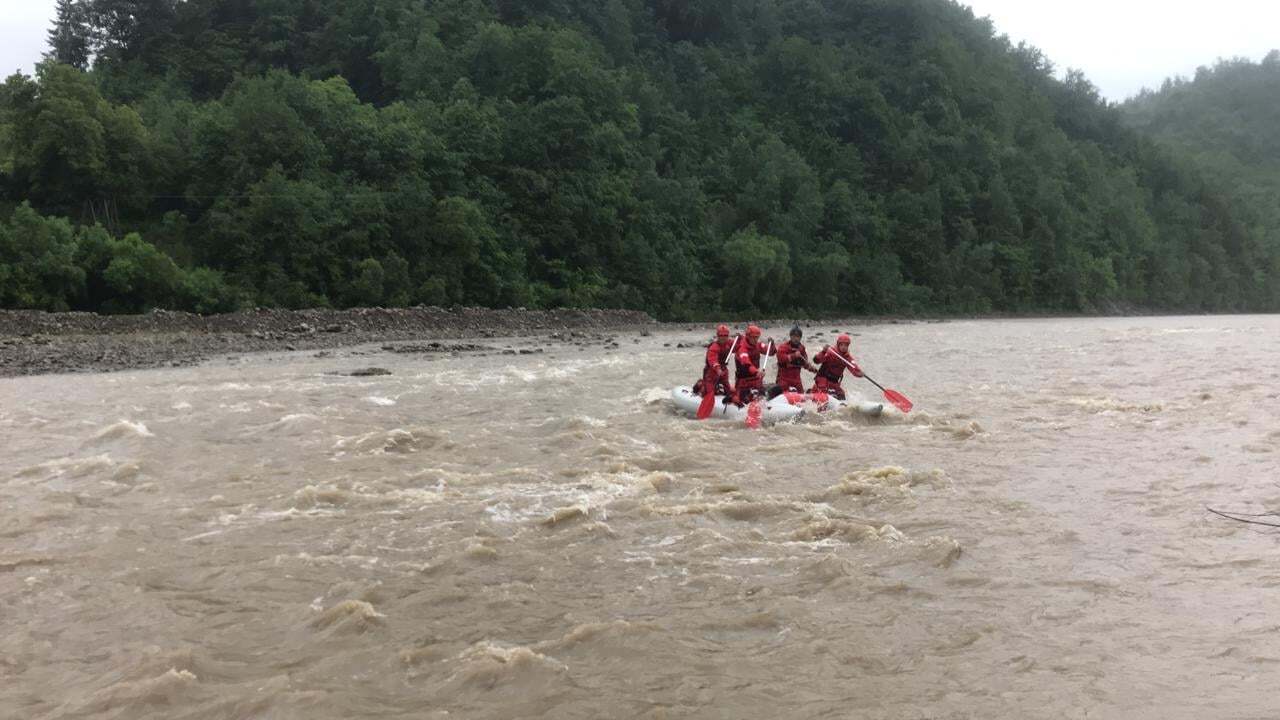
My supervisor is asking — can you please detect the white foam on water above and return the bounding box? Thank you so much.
[364,396,397,406]
[441,355,635,387]
[634,386,673,404]
[1064,396,1163,414]
[484,503,524,524]
[533,414,608,430]
[476,470,665,525]
[15,453,116,482]
[92,420,154,441]
[289,552,383,571]
[420,370,487,389]
[331,427,448,455]
[441,641,569,691]
[625,436,659,453]
[877,524,907,543]
[1158,327,1223,335]
[621,551,657,567]
[385,487,448,507]
[256,507,344,521]
[308,598,387,632]
[247,413,324,435]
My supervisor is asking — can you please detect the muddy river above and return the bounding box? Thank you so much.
[3,316,1279,719]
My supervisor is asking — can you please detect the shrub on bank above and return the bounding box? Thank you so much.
[0,203,243,314]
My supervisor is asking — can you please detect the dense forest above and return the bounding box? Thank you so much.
[1,0,1277,318]
[1122,53,1280,254]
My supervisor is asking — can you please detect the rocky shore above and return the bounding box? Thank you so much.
[0,307,656,377]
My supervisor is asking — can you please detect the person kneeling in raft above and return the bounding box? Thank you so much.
[692,324,737,401]
[732,324,776,406]
[771,325,818,396]
[811,334,862,400]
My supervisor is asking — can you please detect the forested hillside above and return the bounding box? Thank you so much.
[1123,53,1280,249]
[2,0,1277,317]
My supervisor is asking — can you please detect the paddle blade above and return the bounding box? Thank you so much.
[883,388,913,413]
[745,398,763,429]
[696,389,716,420]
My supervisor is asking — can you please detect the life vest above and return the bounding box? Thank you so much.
[816,348,851,383]
[734,335,765,381]
[775,341,807,385]
[704,338,735,373]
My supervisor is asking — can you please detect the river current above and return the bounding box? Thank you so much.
[3,316,1279,719]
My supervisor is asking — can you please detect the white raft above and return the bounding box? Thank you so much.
[786,391,885,418]
[670,387,883,423]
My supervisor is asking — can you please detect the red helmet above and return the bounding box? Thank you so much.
[836,334,851,346]
[716,324,730,337]
[746,324,762,337]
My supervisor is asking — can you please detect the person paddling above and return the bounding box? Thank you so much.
[732,324,775,405]
[812,334,862,400]
[773,325,817,395]
[693,324,737,400]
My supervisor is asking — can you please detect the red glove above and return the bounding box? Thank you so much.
[850,364,864,377]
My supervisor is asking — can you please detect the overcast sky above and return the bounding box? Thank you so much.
[1,0,1276,101]
[962,0,1278,99]
[1,1,58,78]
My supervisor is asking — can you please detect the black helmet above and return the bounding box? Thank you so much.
[789,325,803,338]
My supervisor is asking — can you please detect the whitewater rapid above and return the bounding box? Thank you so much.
[3,317,1279,719]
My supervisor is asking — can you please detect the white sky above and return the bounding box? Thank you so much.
[1,0,58,77]
[961,0,1278,100]
[1,0,1277,101]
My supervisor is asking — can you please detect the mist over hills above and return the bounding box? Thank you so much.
[1123,53,1280,236]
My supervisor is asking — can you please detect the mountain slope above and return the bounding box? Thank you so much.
[2,0,1277,316]
[1123,53,1280,231]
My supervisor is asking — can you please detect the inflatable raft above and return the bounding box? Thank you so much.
[669,387,883,423]
[780,390,884,418]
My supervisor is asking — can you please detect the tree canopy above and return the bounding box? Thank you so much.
[2,0,1277,317]
[1123,54,1280,263]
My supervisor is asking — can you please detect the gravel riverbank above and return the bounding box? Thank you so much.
[0,307,657,377]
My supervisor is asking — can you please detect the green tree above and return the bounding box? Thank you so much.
[1,63,152,221]
[720,224,791,312]
[46,0,92,70]
[1,0,1276,317]
[0,203,85,309]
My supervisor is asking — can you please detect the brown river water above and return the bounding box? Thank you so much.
[3,316,1279,719]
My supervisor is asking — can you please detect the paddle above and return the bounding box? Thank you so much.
[746,339,774,429]
[697,336,737,420]
[863,374,913,413]
[827,349,913,413]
